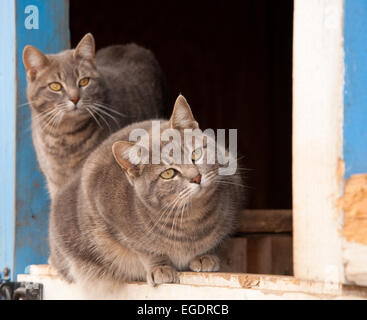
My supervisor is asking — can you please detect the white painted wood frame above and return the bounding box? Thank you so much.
[293,0,345,283]
[17,265,367,300]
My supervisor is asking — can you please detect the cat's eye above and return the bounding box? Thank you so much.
[49,82,62,91]
[192,148,203,162]
[79,77,90,87]
[160,168,176,180]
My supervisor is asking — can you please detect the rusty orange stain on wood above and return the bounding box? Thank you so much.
[340,174,367,245]
[238,275,260,288]
[337,158,345,187]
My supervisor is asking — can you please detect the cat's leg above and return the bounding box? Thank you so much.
[189,254,220,272]
[138,254,179,286]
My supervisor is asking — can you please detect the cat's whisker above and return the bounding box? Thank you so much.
[48,113,59,131]
[169,197,185,240]
[158,192,189,242]
[161,196,184,231]
[86,107,103,129]
[154,197,180,224]
[176,197,189,242]
[233,155,247,161]
[94,103,127,117]
[90,104,117,119]
[38,109,60,131]
[87,105,113,132]
[93,110,112,132]
[33,108,57,122]
[142,195,182,243]
[48,108,63,127]
[214,180,249,189]
[95,100,127,112]
[139,200,179,248]
[90,104,120,126]
[178,187,193,198]
[205,171,217,180]
[52,110,65,130]
[179,196,190,230]
[42,110,62,132]
[17,100,37,108]
[171,189,192,242]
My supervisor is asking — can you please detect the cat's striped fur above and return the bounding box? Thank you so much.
[23,33,166,199]
[49,96,242,288]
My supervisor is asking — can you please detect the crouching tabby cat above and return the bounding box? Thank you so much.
[49,95,242,288]
[23,33,165,199]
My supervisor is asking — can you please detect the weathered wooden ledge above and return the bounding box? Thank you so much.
[17,265,367,300]
[237,210,292,234]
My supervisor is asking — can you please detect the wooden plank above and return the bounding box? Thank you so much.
[18,265,367,299]
[271,235,293,276]
[217,238,247,273]
[221,210,293,275]
[237,210,292,233]
[246,236,273,274]
[246,235,293,275]
[218,235,292,275]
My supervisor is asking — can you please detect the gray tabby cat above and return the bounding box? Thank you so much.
[49,95,242,288]
[23,33,165,199]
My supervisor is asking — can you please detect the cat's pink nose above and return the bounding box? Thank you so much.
[70,97,80,105]
[190,174,201,184]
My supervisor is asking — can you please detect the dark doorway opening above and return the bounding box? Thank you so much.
[70,0,293,210]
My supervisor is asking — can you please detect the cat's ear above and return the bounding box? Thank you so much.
[169,95,199,130]
[23,45,49,81]
[112,141,142,180]
[73,33,95,62]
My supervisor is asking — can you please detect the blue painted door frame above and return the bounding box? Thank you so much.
[0,0,69,280]
[344,0,367,178]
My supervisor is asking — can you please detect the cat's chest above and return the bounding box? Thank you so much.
[32,126,104,194]
[34,124,102,162]
[163,234,221,270]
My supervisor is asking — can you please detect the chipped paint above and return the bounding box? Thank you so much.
[337,158,345,189]
[17,265,367,299]
[12,0,70,278]
[340,174,367,245]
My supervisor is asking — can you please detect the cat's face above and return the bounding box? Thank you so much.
[23,34,107,125]
[136,141,219,212]
[113,95,226,214]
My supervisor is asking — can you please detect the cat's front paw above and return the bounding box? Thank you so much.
[189,254,220,272]
[147,265,179,286]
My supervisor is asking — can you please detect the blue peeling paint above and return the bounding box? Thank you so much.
[0,0,69,279]
[0,0,17,281]
[14,0,70,277]
[344,0,367,178]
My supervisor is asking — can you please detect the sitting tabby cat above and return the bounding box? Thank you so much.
[49,95,242,288]
[23,33,165,199]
